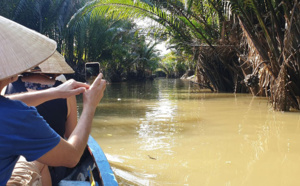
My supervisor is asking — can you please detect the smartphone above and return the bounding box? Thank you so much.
[85,62,100,84]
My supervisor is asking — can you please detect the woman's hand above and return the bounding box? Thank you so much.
[54,79,90,98]
[82,73,106,110]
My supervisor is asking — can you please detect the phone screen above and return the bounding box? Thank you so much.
[85,62,100,84]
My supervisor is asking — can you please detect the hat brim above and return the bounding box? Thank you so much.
[27,51,75,74]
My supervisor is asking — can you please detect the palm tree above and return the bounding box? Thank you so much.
[68,11,160,81]
[0,0,20,18]
[69,0,245,91]
[72,0,300,111]
[230,0,300,111]
[0,0,89,63]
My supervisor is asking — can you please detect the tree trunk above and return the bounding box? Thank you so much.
[272,65,288,111]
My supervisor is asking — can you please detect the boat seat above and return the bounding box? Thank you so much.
[58,180,91,186]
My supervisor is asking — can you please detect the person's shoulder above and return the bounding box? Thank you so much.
[0,97,41,125]
[0,96,32,111]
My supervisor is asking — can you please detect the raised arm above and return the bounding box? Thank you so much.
[7,79,89,106]
[37,73,106,167]
[64,95,78,139]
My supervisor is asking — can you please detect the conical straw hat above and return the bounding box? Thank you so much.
[0,16,56,80]
[28,51,75,74]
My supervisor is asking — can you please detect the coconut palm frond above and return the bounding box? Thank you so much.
[13,0,28,20]
[249,0,280,61]
[70,0,222,49]
[230,0,254,28]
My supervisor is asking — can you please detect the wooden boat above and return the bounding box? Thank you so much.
[58,136,118,186]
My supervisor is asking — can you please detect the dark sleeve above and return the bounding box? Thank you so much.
[5,77,27,95]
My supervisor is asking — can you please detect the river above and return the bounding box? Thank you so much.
[79,78,300,186]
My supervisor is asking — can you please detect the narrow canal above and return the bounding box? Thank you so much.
[79,78,300,186]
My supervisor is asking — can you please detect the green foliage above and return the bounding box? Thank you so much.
[67,9,160,81]
[0,0,20,18]
[4,0,298,110]
[1,0,162,82]
[159,51,190,78]
[69,0,227,51]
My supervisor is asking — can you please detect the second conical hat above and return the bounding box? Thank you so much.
[28,51,74,74]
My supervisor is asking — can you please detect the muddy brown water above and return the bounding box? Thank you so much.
[78,78,300,186]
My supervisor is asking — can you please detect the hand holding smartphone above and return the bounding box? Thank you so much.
[85,62,100,85]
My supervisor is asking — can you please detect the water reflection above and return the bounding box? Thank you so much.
[78,78,300,186]
[138,85,179,154]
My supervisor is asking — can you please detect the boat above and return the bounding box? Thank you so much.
[58,135,118,186]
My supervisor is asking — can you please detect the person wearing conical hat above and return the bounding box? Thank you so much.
[5,51,78,185]
[6,51,76,137]
[0,16,106,186]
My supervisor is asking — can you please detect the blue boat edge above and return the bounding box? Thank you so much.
[88,135,118,186]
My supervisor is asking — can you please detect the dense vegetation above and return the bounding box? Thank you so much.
[0,0,161,82]
[74,0,299,111]
[1,0,299,111]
